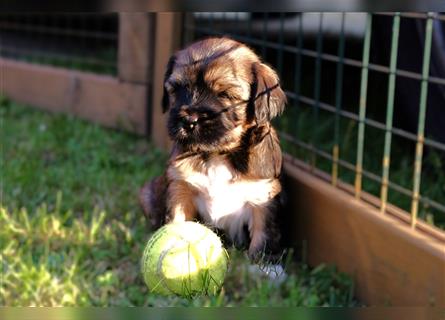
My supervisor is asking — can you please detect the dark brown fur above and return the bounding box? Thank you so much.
[140,37,287,262]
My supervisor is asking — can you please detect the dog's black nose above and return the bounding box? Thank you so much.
[181,114,199,130]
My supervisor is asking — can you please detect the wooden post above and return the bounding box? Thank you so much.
[0,14,155,136]
[117,13,155,135]
[118,13,154,84]
[150,13,183,149]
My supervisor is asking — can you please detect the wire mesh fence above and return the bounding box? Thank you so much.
[0,13,118,75]
[1,12,444,231]
[183,12,445,230]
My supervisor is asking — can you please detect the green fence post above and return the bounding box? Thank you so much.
[411,13,434,228]
[332,12,346,186]
[380,13,400,213]
[354,13,372,199]
[277,12,285,76]
[311,13,324,172]
[292,14,304,158]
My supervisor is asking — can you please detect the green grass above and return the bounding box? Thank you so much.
[0,98,357,306]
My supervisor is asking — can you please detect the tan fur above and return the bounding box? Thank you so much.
[168,154,281,239]
[140,37,287,261]
[248,205,268,256]
[167,180,198,222]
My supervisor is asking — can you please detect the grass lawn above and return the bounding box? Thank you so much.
[0,98,357,306]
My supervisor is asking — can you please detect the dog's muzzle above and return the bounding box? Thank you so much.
[180,113,199,131]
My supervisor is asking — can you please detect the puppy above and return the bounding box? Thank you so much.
[140,37,287,262]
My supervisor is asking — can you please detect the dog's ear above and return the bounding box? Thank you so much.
[248,62,286,124]
[162,55,176,113]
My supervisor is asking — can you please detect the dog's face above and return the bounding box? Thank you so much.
[162,37,286,152]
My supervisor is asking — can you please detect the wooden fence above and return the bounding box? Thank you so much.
[1,13,180,138]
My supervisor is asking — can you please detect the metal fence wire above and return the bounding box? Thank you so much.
[1,13,444,231]
[183,12,445,230]
[0,13,118,75]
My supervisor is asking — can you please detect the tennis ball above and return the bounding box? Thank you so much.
[141,221,228,296]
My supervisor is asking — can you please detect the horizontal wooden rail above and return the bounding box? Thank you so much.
[283,154,445,306]
[1,58,147,134]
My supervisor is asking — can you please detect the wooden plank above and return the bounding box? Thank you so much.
[150,13,183,149]
[118,13,154,84]
[283,155,445,306]
[286,155,445,243]
[1,58,146,134]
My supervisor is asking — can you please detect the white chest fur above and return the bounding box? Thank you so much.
[174,159,275,241]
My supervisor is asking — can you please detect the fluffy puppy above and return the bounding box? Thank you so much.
[140,37,287,262]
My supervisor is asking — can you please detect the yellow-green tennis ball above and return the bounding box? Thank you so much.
[141,221,228,296]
